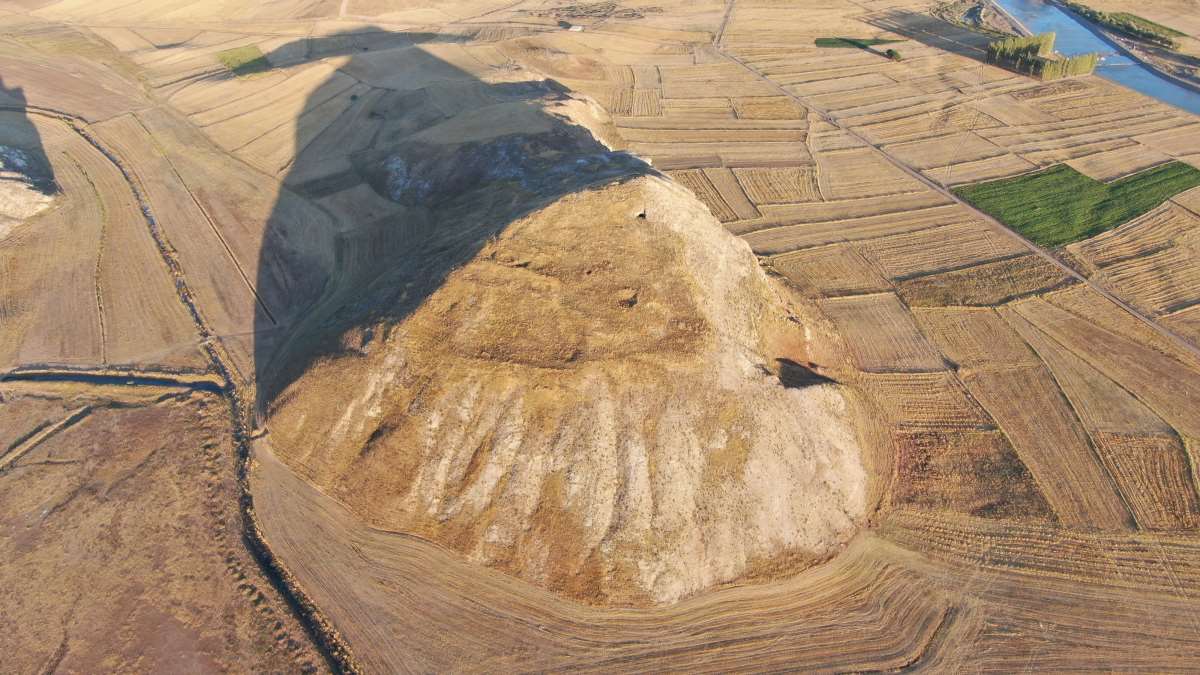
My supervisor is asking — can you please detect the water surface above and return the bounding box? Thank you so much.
[993,0,1200,115]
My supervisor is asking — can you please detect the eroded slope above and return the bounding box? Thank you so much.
[265,175,868,606]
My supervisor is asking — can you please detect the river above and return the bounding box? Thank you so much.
[992,0,1200,115]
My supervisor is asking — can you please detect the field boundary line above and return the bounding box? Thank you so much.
[889,251,1029,282]
[1,365,226,391]
[997,310,1141,529]
[710,4,1200,364]
[0,104,358,672]
[128,111,279,325]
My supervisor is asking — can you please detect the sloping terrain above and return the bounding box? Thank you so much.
[265,174,869,606]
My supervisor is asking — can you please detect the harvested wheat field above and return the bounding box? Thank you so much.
[3,0,1200,671]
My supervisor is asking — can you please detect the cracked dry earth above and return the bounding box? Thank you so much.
[266,175,869,606]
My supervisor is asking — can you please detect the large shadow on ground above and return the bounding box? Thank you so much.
[862,8,995,60]
[0,76,57,196]
[250,29,653,416]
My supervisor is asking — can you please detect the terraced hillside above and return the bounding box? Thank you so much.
[2,0,1200,671]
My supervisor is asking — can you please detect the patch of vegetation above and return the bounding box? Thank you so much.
[986,32,1099,80]
[954,162,1200,247]
[989,33,1055,60]
[217,45,270,76]
[1060,1,1183,49]
[814,37,903,49]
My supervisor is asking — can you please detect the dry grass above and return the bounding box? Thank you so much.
[896,253,1073,307]
[0,390,321,672]
[734,166,820,203]
[818,293,946,372]
[960,364,1134,530]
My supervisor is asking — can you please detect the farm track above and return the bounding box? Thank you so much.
[713,0,1200,364]
[0,105,357,673]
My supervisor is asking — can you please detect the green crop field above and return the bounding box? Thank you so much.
[954,162,1200,248]
[814,37,903,49]
[217,45,270,76]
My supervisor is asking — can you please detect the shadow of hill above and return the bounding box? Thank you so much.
[0,76,57,196]
[861,8,995,60]
[250,28,654,417]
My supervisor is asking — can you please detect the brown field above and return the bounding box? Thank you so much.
[1066,143,1174,181]
[1003,308,1174,435]
[818,293,946,372]
[859,371,992,430]
[667,168,739,221]
[897,253,1074,306]
[1164,303,1200,344]
[1018,293,1200,438]
[959,364,1134,530]
[1092,432,1200,531]
[769,243,890,296]
[745,203,964,253]
[889,429,1054,519]
[913,306,1040,367]
[0,385,322,672]
[814,145,925,199]
[858,220,1027,279]
[733,166,820,203]
[702,167,760,219]
[733,190,954,237]
[4,0,1200,670]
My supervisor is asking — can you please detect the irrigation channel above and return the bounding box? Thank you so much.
[992,0,1200,115]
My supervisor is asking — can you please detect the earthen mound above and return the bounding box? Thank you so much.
[265,173,868,606]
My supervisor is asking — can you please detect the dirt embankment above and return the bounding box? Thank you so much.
[932,1,1025,36]
[1092,30,1200,91]
[263,171,870,607]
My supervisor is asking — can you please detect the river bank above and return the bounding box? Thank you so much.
[1045,1,1200,94]
[989,0,1200,114]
